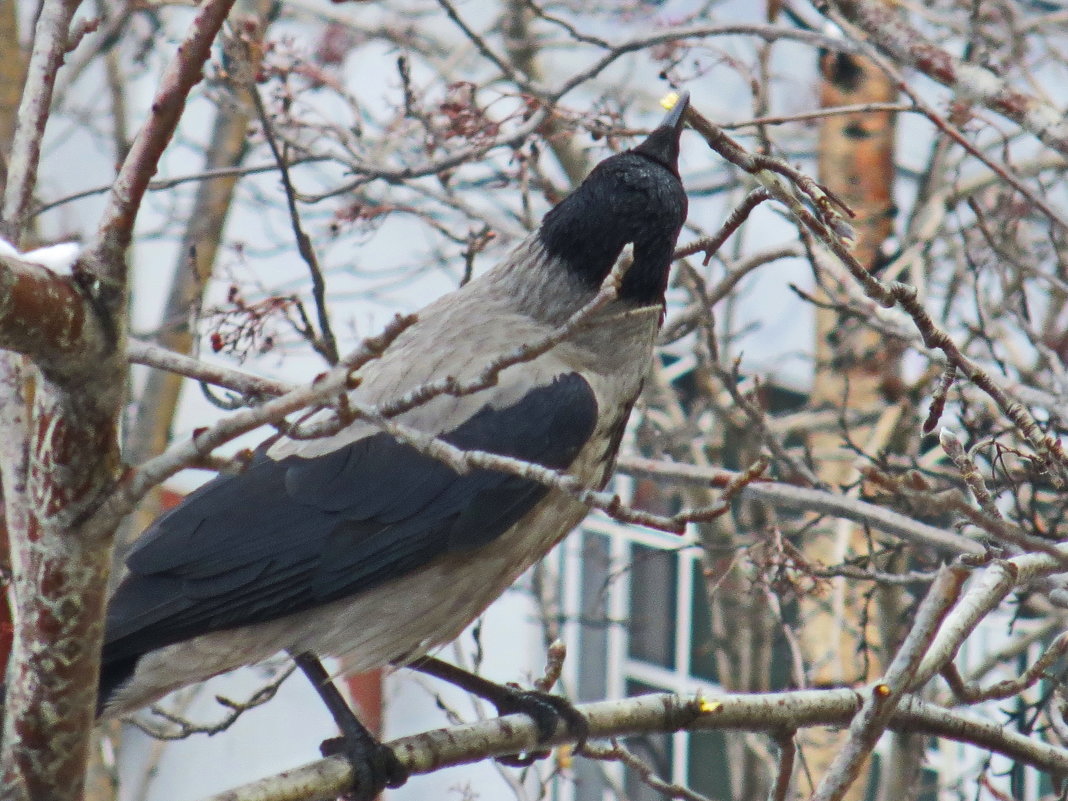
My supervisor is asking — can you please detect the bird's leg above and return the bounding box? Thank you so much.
[409,656,588,766]
[295,652,408,799]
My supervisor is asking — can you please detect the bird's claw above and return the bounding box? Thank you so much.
[492,685,589,766]
[321,735,408,800]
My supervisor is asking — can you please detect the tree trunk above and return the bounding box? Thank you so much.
[796,46,898,798]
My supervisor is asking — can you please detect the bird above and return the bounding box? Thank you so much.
[97,92,690,795]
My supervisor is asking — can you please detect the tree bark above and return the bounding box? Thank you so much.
[796,44,898,799]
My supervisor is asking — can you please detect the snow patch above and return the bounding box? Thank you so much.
[0,238,82,275]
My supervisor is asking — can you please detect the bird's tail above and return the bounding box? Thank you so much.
[96,655,139,718]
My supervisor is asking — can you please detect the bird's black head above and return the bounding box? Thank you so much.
[538,93,689,306]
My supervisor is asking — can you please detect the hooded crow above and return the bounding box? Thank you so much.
[98,93,689,790]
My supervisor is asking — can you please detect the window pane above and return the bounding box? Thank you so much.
[628,544,677,668]
[689,559,719,682]
[918,767,939,801]
[577,532,611,702]
[687,731,731,800]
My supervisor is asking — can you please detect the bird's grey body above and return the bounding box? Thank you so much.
[98,96,689,721]
[103,242,660,717]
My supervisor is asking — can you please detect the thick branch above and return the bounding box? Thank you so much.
[912,551,1068,687]
[198,689,1068,801]
[0,253,95,373]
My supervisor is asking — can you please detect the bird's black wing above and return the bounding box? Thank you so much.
[103,372,598,663]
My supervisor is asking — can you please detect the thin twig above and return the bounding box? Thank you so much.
[720,101,913,130]
[131,664,298,740]
[247,81,339,365]
[617,455,985,556]
[30,157,332,218]
[127,338,294,399]
[582,740,717,801]
[941,632,1068,704]
[676,187,772,266]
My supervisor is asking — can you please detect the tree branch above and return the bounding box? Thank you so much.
[810,564,969,801]
[616,456,986,556]
[87,0,238,283]
[682,98,1068,487]
[196,688,1068,801]
[0,0,81,239]
[822,0,1068,159]
[0,252,96,375]
[912,551,1068,687]
[127,338,293,400]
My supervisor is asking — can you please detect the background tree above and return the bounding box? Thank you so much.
[5,1,1068,801]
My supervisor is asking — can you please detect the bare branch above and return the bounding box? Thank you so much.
[809,563,969,801]
[675,187,772,267]
[247,78,339,365]
[769,731,797,801]
[127,338,293,400]
[548,24,865,102]
[130,664,298,741]
[683,98,1068,486]
[196,688,1068,801]
[617,456,986,556]
[88,0,238,279]
[941,632,1068,704]
[822,0,1068,159]
[939,428,1001,520]
[0,0,81,239]
[101,313,418,521]
[582,740,717,801]
[31,157,333,218]
[912,552,1068,687]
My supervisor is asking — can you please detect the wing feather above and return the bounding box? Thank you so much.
[104,372,598,663]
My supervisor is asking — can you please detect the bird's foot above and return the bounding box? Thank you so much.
[491,685,589,767]
[321,732,408,801]
[294,653,408,800]
[405,657,588,767]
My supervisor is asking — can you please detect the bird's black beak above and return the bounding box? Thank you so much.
[632,91,689,175]
[658,91,690,134]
